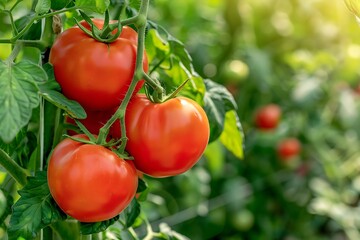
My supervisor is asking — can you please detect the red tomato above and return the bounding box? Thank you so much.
[124,94,210,177]
[255,104,281,130]
[49,20,148,111]
[47,135,138,222]
[65,108,121,138]
[277,138,301,160]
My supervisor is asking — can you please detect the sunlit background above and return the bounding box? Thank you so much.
[144,0,360,239]
[2,0,360,239]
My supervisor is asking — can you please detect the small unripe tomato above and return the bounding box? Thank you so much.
[255,104,281,130]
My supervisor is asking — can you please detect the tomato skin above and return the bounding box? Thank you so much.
[255,104,281,130]
[49,21,148,111]
[277,138,301,160]
[47,135,138,222]
[124,94,210,177]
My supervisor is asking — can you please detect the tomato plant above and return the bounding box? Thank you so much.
[124,94,210,177]
[277,138,301,160]
[0,0,243,238]
[47,135,138,222]
[254,104,281,130]
[49,20,148,111]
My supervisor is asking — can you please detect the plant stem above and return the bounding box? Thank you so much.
[97,0,152,148]
[39,97,45,171]
[10,0,23,11]
[0,6,78,44]
[143,72,164,99]
[6,42,22,63]
[0,149,28,186]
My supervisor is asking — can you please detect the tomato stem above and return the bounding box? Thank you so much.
[0,6,79,44]
[96,0,151,150]
[5,42,22,63]
[162,78,190,102]
[142,72,164,102]
[0,149,28,187]
[39,97,45,171]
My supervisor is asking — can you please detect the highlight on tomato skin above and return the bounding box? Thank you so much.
[254,104,281,130]
[47,134,138,222]
[124,94,210,178]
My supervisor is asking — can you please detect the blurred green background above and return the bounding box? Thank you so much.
[143,0,360,239]
[2,0,360,239]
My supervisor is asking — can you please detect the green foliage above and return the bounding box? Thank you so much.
[0,60,46,143]
[219,110,244,159]
[35,0,51,14]
[75,0,110,13]
[145,28,206,103]
[203,79,237,142]
[120,198,141,228]
[8,171,66,240]
[80,216,120,235]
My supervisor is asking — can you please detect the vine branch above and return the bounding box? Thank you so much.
[0,149,28,187]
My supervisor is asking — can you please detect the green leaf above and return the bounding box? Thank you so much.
[35,0,51,14]
[145,28,206,104]
[80,215,120,235]
[75,0,110,13]
[0,128,37,168]
[39,83,87,119]
[204,140,225,178]
[0,60,46,143]
[0,189,13,225]
[15,14,42,40]
[168,36,193,73]
[205,79,237,111]
[8,171,67,240]
[137,178,148,193]
[120,198,140,227]
[51,0,72,10]
[39,64,86,119]
[219,110,244,159]
[203,79,237,142]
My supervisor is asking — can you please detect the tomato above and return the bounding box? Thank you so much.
[255,104,281,130]
[277,138,301,160]
[124,94,210,177]
[65,108,121,138]
[49,20,148,111]
[47,135,138,222]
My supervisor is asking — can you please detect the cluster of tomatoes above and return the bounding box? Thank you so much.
[254,104,301,161]
[47,20,210,222]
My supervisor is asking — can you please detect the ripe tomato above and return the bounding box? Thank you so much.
[49,20,148,111]
[255,104,281,130]
[277,138,301,160]
[124,94,210,177]
[47,135,138,222]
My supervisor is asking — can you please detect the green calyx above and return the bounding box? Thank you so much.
[75,10,122,43]
[144,77,189,103]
